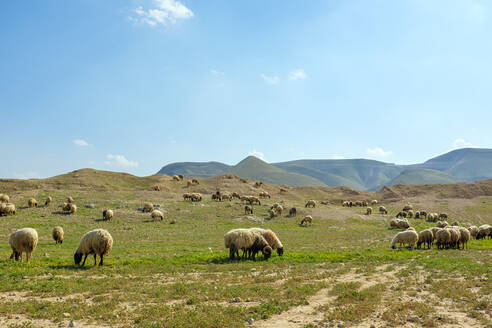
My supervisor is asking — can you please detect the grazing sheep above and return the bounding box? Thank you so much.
[143,203,154,212]
[187,181,193,187]
[467,225,479,239]
[69,204,77,214]
[52,226,64,244]
[419,211,427,219]
[390,230,418,249]
[342,201,349,207]
[224,229,271,260]
[221,193,232,201]
[103,209,114,221]
[389,218,409,229]
[248,228,284,256]
[414,211,420,219]
[183,193,192,201]
[435,229,451,249]
[62,202,71,212]
[371,200,378,205]
[396,211,407,218]
[192,179,199,185]
[389,218,399,229]
[275,205,283,216]
[379,206,388,214]
[151,210,164,221]
[212,193,222,201]
[458,227,470,249]
[172,175,180,181]
[279,188,288,193]
[0,194,10,203]
[67,197,74,204]
[0,203,16,216]
[417,229,433,249]
[231,192,241,200]
[249,197,261,205]
[300,215,312,226]
[45,196,52,206]
[28,198,37,208]
[153,185,161,191]
[362,201,368,207]
[476,224,492,240]
[9,228,38,262]
[74,229,113,266]
[268,209,276,219]
[403,204,413,211]
[436,221,448,228]
[446,227,460,249]
[427,213,438,222]
[366,207,372,215]
[305,200,316,208]
[406,210,414,218]
[191,193,202,202]
[271,203,280,210]
[289,207,297,217]
[430,227,442,239]
[355,201,362,207]
[244,205,253,215]
[439,213,448,220]
[254,181,263,188]
[259,191,271,199]
[178,174,184,180]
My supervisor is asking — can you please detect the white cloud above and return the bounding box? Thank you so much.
[210,69,225,77]
[329,154,346,160]
[289,69,307,80]
[366,147,393,157]
[12,171,39,179]
[132,0,194,27]
[73,139,89,147]
[452,138,476,149]
[249,150,265,161]
[105,154,139,168]
[260,74,279,85]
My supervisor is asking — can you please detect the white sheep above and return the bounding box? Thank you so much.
[247,228,284,256]
[435,229,451,249]
[476,224,492,240]
[52,226,64,244]
[103,209,114,221]
[305,200,316,208]
[379,206,388,214]
[366,207,372,215]
[74,229,113,266]
[28,198,38,208]
[151,209,164,221]
[143,203,154,212]
[458,227,470,249]
[9,228,38,262]
[390,230,418,249]
[417,229,433,249]
[300,215,312,226]
[467,225,479,239]
[0,203,16,216]
[0,194,10,203]
[45,196,52,206]
[224,229,272,260]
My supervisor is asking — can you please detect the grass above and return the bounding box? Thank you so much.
[0,174,491,327]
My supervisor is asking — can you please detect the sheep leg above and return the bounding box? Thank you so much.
[27,252,31,263]
[93,254,97,266]
[82,254,88,266]
[99,255,103,266]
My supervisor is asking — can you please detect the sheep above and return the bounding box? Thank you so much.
[396,218,410,229]
[143,203,154,213]
[271,203,280,210]
[74,229,113,266]
[153,185,161,191]
[467,225,479,239]
[414,211,420,219]
[183,193,192,201]
[231,192,241,200]
[224,229,272,260]
[259,191,271,199]
[305,200,316,208]
[212,193,222,201]
[396,211,407,218]
[406,210,414,218]
[0,203,16,216]
[389,218,399,229]
[268,209,276,219]
[62,202,71,212]
[45,196,52,206]
[178,174,184,180]
[430,227,442,240]
[191,193,202,202]
[69,204,77,214]
[52,226,64,244]
[254,181,263,188]
[476,224,492,240]
[451,221,459,226]
[417,229,433,249]
[366,207,372,215]
[0,194,10,203]
[244,205,253,215]
[447,227,461,249]
[439,213,448,220]
[248,228,284,256]
[458,227,470,249]
[403,204,413,211]
[151,210,164,221]
[250,197,261,205]
[342,201,349,207]
[192,179,199,185]
[221,193,232,201]
[28,198,37,208]
[355,201,362,207]
[103,209,114,221]
[436,221,448,228]
[427,213,438,222]
[172,175,180,181]
[187,181,193,187]
[390,230,418,249]
[362,201,368,207]
[289,207,297,217]
[435,229,451,249]
[9,228,38,262]
[371,200,378,205]
[300,215,312,226]
[275,205,283,216]
[419,211,427,219]
[379,206,388,214]
[67,196,74,203]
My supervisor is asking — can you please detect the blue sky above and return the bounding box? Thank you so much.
[1,0,491,178]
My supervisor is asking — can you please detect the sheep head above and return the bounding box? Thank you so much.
[74,253,83,265]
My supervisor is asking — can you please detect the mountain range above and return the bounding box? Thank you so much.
[157,148,492,191]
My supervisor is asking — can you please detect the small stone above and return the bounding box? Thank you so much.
[68,321,75,327]
[63,313,70,317]
[22,276,28,280]
[230,297,242,303]
[247,318,254,324]
[251,268,257,272]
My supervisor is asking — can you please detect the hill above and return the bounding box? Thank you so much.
[157,148,492,190]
